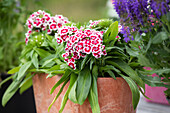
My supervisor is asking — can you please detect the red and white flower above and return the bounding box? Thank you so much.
[83,45,91,54]
[25,10,69,44]
[68,62,76,70]
[92,45,101,53]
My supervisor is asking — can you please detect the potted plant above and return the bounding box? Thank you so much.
[1,10,147,113]
[112,0,170,104]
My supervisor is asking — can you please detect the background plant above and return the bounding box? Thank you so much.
[113,0,170,101]
[0,0,25,72]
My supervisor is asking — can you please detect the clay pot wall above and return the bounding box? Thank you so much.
[33,73,135,113]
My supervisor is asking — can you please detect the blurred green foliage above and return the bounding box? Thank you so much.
[0,0,28,72]
[26,0,108,23]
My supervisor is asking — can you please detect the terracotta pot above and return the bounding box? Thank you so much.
[32,73,136,113]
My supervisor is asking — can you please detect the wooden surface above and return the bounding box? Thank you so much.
[137,95,170,113]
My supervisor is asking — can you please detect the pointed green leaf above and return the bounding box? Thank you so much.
[100,65,120,73]
[32,52,39,68]
[90,59,94,70]
[125,46,139,57]
[59,73,77,113]
[104,21,118,44]
[19,73,34,88]
[77,67,92,105]
[19,78,32,94]
[42,58,55,67]
[48,65,61,71]
[48,77,69,112]
[50,70,71,94]
[7,66,21,74]
[34,47,51,58]
[138,54,156,68]
[152,32,168,44]
[88,75,100,113]
[92,65,98,78]
[120,74,140,110]
[106,60,145,89]
[20,45,33,59]
[17,61,32,80]
[81,55,89,70]
[2,80,20,106]
[68,80,78,103]
[105,70,116,79]
[138,71,170,88]
[0,75,14,88]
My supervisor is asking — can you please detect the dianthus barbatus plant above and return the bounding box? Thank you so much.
[112,0,170,42]
[1,10,147,113]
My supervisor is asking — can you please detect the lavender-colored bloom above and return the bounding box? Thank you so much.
[150,0,169,18]
[15,0,20,7]
[120,25,132,42]
[113,0,149,42]
[112,0,169,42]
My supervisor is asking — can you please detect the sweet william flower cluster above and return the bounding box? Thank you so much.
[25,10,69,44]
[55,25,107,70]
[25,10,108,70]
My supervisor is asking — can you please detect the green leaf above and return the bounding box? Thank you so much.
[20,45,33,59]
[7,66,21,74]
[19,73,34,87]
[106,60,145,89]
[151,68,170,75]
[48,77,69,112]
[59,73,77,113]
[46,70,65,78]
[48,65,61,71]
[50,70,71,94]
[134,32,142,42]
[19,78,32,94]
[2,80,19,106]
[88,75,100,113]
[0,75,14,88]
[90,59,94,70]
[120,74,140,110]
[46,73,55,78]
[81,55,89,70]
[76,67,92,105]
[145,37,152,53]
[125,46,139,57]
[105,46,123,51]
[138,71,170,88]
[34,47,51,58]
[92,65,98,78]
[104,21,118,45]
[29,69,49,73]
[152,32,168,44]
[138,54,156,68]
[164,89,170,97]
[68,80,78,103]
[100,65,120,73]
[32,52,39,68]
[42,58,55,67]
[105,70,116,79]
[17,61,32,81]
[30,50,34,58]
[51,70,65,74]
[39,54,55,65]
